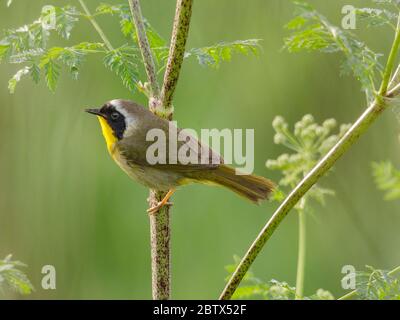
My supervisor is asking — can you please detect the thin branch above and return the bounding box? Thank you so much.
[219,13,400,300]
[220,99,386,300]
[128,0,161,102]
[389,64,400,88]
[160,0,194,118]
[295,208,306,299]
[388,81,400,97]
[338,265,400,300]
[78,0,114,51]
[147,191,171,300]
[128,0,193,300]
[128,0,168,301]
[379,14,400,96]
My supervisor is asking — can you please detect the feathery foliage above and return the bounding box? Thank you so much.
[103,46,140,92]
[225,257,334,300]
[372,161,400,200]
[284,1,383,101]
[351,0,400,29]
[0,5,88,92]
[185,39,261,69]
[356,7,397,29]
[353,266,400,300]
[1,2,262,94]
[0,255,33,295]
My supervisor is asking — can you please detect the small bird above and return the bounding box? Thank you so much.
[86,99,274,214]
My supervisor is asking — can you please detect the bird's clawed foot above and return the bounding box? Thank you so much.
[147,201,173,215]
[147,189,176,215]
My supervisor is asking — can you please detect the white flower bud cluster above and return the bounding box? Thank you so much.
[266,114,351,195]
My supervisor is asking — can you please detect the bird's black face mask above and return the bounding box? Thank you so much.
[86,104,126,140]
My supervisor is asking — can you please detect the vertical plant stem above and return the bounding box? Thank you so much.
[220,14,400,299]
[128,0,168,300]
[295,209,306,299]
[160,0,193,117]
[379,14,400,96]
[147,190,171,300]
[128,0,193,300]
[78,0,114,51]
[128,0,161,103]
[127,15,169,283]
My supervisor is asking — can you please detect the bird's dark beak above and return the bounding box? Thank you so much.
[85,108,103,117]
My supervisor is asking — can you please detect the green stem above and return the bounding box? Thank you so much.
[219,14,400,300]
[338,265,400,300]
[295,208,306,299]
[128,0,168,301]
[78,0,114,51]
[380,14,400,96]
[160,0,193,118]
[128,0,161,102]
[128,0,193,300]
[219,99,394,301]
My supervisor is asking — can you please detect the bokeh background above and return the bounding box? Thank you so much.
[0,0,399,299]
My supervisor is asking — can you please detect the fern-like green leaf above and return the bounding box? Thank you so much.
[42,59,60,92]
[143,19,166,49]
[0,255,33,295]
[95,3,124,16]
[354,266,400,300]
[356,7,397,29]
[103,46,140,92]
[56,42,104,79]
[53,6,80,39]
[8,66,30,93]
[95,3,132,37]
[30,63,40,83]
[7,42,104,92]
[285,1,382,100]
[1,5,79,59]
[9,48,44,64]
[372,161,400,200]
[186,39,262,69]
[0,41,10,62]
[225,256,333,300]
[96,3,166,65]
[374,0,400,10]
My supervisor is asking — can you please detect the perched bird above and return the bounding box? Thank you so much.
[86,99,274,213]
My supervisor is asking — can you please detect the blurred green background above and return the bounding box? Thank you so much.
[0,0,399,299]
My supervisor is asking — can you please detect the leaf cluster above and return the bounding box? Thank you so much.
[284,1,384,101]
[95,3,262,70]
[225,256,334,300]
[0,255,33,295]
[372,161,400,200]
[185,39,262,69]
[0,5,90,92]
[1,2,263,94]
[354,266,400,300]
[266,114,351,206]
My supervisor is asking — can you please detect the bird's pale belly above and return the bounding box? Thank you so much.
[111,145,184,191]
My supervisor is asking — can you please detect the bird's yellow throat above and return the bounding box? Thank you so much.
[97,116,117,155]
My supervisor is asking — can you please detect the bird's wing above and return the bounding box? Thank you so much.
[117,123,223,172]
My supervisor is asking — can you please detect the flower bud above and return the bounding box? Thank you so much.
[302,114,314,126]
[323,118,337,130]
[274,132,287,144]
[272,116,286,131]
[266,159,278,169]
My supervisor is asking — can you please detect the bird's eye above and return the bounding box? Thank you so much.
[110,112,120,121]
